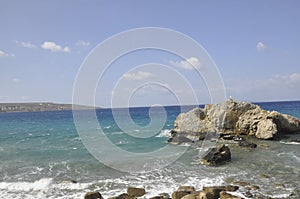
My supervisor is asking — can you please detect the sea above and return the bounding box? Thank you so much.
[0,101,299,199]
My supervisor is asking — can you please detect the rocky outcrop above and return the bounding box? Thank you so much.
[200,144,231,166]
[171,99,300,140]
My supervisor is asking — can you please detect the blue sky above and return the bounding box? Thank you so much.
[1,1,300,107]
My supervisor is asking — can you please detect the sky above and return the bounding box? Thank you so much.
[1,0,300,107]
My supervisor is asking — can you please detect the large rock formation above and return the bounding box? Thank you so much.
[171,100,300,140]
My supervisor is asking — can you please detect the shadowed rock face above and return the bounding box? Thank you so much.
[172,100,300,140]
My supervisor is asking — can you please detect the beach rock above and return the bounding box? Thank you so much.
[200,144,231,166]
[198,191,209,199]
[127,187,145,197]
[202,186,238,199]
[177,186,195,193]
[219,191,243,199]
[238,140,257,148]
[172,191,189,199]
[181,194,197,199]
[171,99,300,140]
[84,192,104,199]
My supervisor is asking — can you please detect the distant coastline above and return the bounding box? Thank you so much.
[0,102,97,113]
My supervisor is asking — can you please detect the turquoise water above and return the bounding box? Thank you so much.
[0,102,299,198]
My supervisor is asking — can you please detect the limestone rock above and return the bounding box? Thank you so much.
[171,100,300,141]
[127,187,145,197]
[177,186,195,193]
[201,144,231,166]
[181,194,197,199]
[172,191,189,199]
[84,192,104,199]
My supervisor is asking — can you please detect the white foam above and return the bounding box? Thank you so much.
[280,141,300,145]
[0,178,53,192]
[155,129,171,137]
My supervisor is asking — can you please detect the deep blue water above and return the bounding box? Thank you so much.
[0,101,299,198]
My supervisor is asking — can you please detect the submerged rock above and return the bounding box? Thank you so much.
[200,144,231,166]
[171,100,300,140]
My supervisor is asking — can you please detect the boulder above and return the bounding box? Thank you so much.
[201,144,231,166]
[177,186,195,193]
[84,192,104,199]
[219,191,243,199]
[172,191,189,199]
[127,187,145,197]
[198,191,209,199]
[181,194,197,199]
[202,186,239,199]
[171,100,300,140]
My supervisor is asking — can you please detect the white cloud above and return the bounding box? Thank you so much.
[0,50,9,58]
[123,71,154,80]
[256,41,267,51]
[170,57,202,70]
[14,40,36,48]
[76,40,90,47]
[41,41,70,53]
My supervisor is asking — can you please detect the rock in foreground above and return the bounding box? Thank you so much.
[171,99,300,140]
[200,144,231,166]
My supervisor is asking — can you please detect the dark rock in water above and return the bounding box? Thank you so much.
[70,179,77,183]
[172,191,189,199]
[177,186,195,193]
[167,136,194,144]
[149,196,164,199]
[84,192,104,199]
[219,191,243,199]
[238,140,257,148]
[221,134,236,140]
[201,144,231,166]
[258,173,270,179]
[127,187,146,197]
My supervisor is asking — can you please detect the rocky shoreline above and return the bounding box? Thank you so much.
[84,181,299,199]
[0,102,96,112]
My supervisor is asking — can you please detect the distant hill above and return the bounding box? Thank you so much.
[0,102,97,113]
